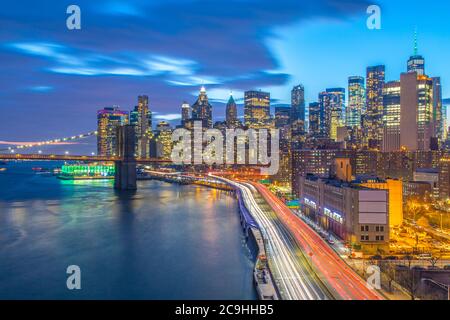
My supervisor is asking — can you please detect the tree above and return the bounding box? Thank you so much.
[428,252,443,268]
[398,255,420,300]
[380,261,396,293]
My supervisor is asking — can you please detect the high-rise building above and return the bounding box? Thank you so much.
[365,65,385,149]
[97,106,129,156]
[346,76,365,129]
[155,121,173,160]
[432,77,444,145]
[244,90,271,128]
[382,81,401,152]
[181,102,190,128]
[291,84,305,129]
[275,106,292,184]
[407,31,425,76]
[319,88,345,141]
[308,102,321,138]
[130,95,152,158]
[191,86,213,128]
[226,93,238,128]
[400,72,434,151]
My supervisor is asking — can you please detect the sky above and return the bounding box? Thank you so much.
[0,0,449,153]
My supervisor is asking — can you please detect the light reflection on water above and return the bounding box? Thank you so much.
[0,162,256,299]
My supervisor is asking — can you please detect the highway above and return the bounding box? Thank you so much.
[214,175,332,300]
[253,182,384,300]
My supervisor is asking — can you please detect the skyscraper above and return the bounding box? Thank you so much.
[275,106,292,183]
[291,85,305,126]
[308,102,321,137]
[407,30,425,76]
[191,86,213,128]
[346,76,365,129]
[382,81,401,152]
[181,102,190,128]
[432,77,444,145]
[244,90,271,128]
[365,65,385,149]
[226,93,238,128]
[319,88,345,141]
[131,95,152,158]
[97,106,129,157]
[400,72,434,151]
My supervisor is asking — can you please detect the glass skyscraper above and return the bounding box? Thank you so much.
[365,65,385,149]
[191,86,213,128]
[346,76,365,129]
[244,90,271,129]
[97,106,129,157]
[319,88,345,141]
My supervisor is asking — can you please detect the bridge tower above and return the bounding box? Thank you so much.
[114,125,137,190]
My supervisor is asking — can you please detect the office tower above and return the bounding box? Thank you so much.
[155,121,173,160]
[97,106,129,156]
[308,102,321,137]
[365,65,385,149]
[400,72,434,151]
[407,30,425,76]
[291,84,305,127]
[319,88,345,140]
[275,106,292,183]
[432,77,443,145]
[226,93,238,128]
[275,106,291,130]
[244,90,271,128]
[191,86,213,128]
[382,81,401,152]
[347,76,365,128]
[439,157,450,200]
[131,95,152,158]
[181,102,190,127]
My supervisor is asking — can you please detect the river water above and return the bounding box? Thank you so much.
[0,162,256,299]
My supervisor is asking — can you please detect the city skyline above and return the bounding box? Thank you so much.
[1,0,450,145]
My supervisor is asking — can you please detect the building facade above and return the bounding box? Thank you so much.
[347,76,365,129]
[244,90,271,129]
[365,65,386,149]
[97,106,129,157]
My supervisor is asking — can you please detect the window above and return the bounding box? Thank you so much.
[380,226,384,232]
[361,226,365,232]
[365,226,369,232]
[376,226,379,232]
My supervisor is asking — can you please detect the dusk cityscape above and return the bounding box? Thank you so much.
[1,0,450,309]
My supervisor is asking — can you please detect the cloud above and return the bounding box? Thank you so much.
[153,113,182,121]
[29,85,53,93]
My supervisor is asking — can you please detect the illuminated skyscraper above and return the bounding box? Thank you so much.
[365,65,385,149]
[97,106,129,156]
[291,85,305,128]
[407,30,425,76]
[319,88,345,141]
[130,95,152,158]
[155,121,173,160]
[275,106,292,183]
[400,72,434,151]
[432,77,444,145]
[225,93,238,128]
[382,81,401,152]
[191,86,213,128]
[346,76,365,129]
[308,102,321,137]
[244,90,271,128]
[181,101,190,128]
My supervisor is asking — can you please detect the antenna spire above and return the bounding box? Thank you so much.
[414,27,418,55]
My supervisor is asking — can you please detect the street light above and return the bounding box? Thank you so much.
[65,151,69,155]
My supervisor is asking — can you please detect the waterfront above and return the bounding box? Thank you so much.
[0,162,256,299]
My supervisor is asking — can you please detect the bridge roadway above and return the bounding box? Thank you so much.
[213,175,333,300]
[0,153,172,163]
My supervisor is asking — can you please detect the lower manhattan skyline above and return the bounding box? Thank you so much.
[2,0,450,310]
[0,0,449,147]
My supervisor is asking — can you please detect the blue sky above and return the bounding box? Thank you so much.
[0,0,449,153]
